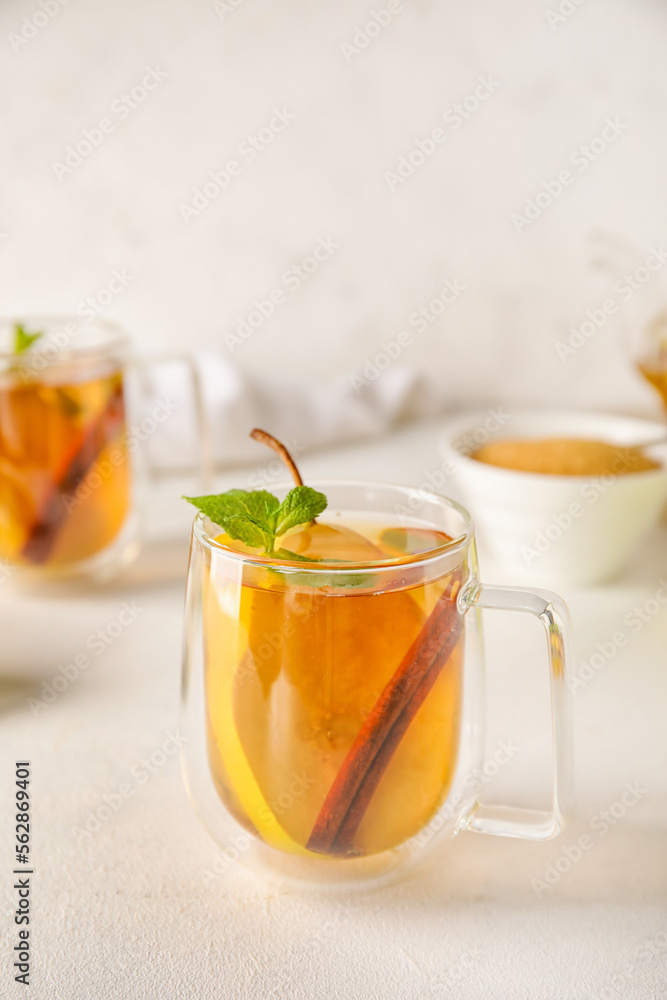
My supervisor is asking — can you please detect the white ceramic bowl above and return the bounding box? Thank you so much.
[439,410,667,586]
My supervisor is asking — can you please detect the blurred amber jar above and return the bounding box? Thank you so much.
[0,318,139,580]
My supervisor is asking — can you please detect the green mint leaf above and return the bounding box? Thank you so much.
[325,571,377,589]
[184,489,277,530]
[223,515,272,550]
[267,566,377,588]
[183,489,280,550]
[272,548,319,562]
[226,488,281,529]
[184,486,328,555]
[13,323,42,355]
[275,486,328,538]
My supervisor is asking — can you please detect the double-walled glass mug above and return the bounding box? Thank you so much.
[0,316,142,583]
[181,482,573,887]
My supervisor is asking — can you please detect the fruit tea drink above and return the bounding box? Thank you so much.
[202,519,465,860]
[639,362,667,412]
[0,365,130,569]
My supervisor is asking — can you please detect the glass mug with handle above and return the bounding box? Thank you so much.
[181,481,573,887]
[0,316,144,582]
[0,315,214,584]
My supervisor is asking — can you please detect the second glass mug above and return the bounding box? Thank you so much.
[0,315,213,584]
[0,316,143,582]
[181,481,574,887]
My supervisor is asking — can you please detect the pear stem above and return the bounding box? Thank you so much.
[249,428,304,487]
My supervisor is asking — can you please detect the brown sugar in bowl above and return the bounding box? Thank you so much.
[471,438,660,477]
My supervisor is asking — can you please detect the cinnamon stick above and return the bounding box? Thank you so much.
[307,571,463,855]
[331,614,463,855]
[21,383,125,564]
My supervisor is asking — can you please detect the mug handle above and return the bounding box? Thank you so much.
[458,582,574,840]
[128,352,215,491]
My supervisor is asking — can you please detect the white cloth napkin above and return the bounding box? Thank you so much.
[137,352,435,478]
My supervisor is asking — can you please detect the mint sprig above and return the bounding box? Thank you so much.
[13,323,42,355]
[184,485,327,556]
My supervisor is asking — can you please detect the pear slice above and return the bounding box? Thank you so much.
[280,522,385,562]
[378,526,453,559]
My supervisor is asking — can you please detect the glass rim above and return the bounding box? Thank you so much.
[0,316,130,366]
[192,478,474,575]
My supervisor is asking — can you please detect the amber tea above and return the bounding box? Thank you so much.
[0,323,131,572]
[202,517,464,859]
[639,362,667,412]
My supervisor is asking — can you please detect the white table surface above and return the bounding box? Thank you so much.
[2,418,666,1000]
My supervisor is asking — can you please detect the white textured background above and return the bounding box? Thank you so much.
[2,3,667,999]
[2,0,667,415]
